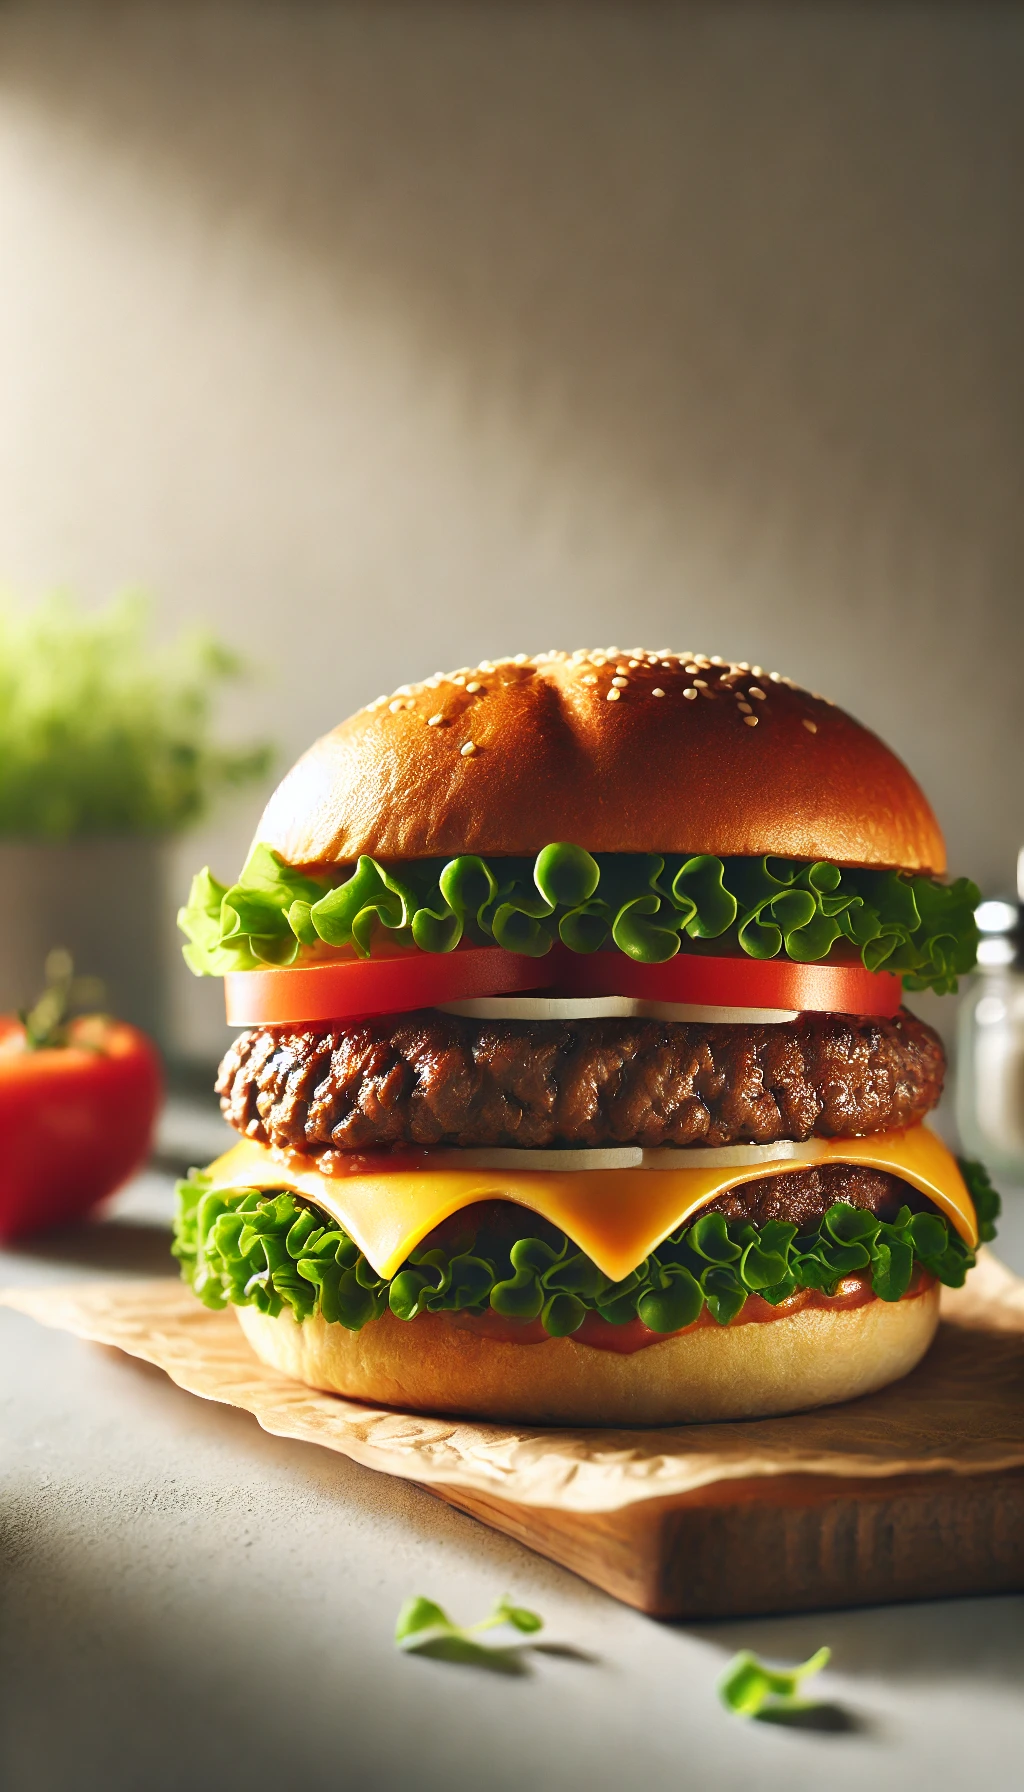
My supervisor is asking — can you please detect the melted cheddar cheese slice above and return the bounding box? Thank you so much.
[202,1126,977,1283]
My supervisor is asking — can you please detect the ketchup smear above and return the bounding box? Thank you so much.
[448,1270,936,1354]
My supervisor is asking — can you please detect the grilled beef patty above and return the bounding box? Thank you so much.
[700,1161,923,1230]
[422,1163,929,1254]
[217,1008,944,1156]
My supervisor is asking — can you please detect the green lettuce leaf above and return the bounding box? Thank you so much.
[179,843,980,996]
[172,1156,996,1338]
[958,1158,1001,1242]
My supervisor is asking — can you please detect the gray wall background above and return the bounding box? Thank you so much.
[0,2,1020,1062]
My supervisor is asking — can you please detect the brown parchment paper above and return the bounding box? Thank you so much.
[4,1252,1024,1515]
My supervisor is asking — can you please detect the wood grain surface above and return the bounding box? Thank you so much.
[427,1467,1024,1618]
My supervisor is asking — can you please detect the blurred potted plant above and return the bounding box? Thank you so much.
[0,594,272,1047]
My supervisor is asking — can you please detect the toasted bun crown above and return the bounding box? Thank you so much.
[257,649,946,874]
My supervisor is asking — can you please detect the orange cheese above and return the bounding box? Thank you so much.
[202,1126,977,1283]
[202,1125,975,1283]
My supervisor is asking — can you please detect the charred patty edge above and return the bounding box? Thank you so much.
[217,1008,945,1156]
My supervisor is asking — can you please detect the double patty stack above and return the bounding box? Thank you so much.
[175,648,995,1424]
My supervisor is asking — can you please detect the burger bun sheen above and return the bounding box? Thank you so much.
[255,649,945,875]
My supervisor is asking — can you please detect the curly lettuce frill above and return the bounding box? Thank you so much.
[178,841,979,995]
[172,1160,998,1341]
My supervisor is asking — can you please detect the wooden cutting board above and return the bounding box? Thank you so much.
[428,1256,1024,1616]
[428,1465,1024,1618]
[5,1268,1024,1621]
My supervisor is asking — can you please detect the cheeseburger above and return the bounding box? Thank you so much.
[176,648,997,1424]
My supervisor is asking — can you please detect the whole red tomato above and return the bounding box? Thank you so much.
[0,1012,162,1240]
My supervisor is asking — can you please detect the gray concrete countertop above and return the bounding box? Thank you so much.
[3,1158,1023,1792]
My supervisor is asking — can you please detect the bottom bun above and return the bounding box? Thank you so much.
[236,1284,940,1426]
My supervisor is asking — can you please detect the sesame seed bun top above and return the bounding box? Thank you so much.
[255,649,947,875]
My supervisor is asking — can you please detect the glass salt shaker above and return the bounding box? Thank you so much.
[956,850,1024,1178]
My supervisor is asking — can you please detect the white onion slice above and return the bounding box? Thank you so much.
[426,1146,645,1172]
[436,994,799,1025]
[637,1139,828,1171]
[405,1139,828,1174]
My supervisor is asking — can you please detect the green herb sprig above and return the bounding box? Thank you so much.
[718,1646,831,1719]
[395,1594,543,1672]
[0,593,272,837]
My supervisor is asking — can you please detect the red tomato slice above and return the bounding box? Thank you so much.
[224,941,901,1024]
[552,946,903,1016]
[223,945,549,1026]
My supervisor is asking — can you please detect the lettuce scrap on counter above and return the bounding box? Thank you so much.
[178,841,979,995]
[173,1161,999,1341]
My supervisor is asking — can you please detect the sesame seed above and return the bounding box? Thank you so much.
[427,713,444,726]
[803,719,818,733]
[769,671,783,682]
[738,702,752,714]
[628,659,640,668]
[684,664,700,675]
[652,687,666,697]
[738,662,750,671]
[460,741,478,757]
[752,665,764,677]
[683,687,698,700]
[582,673,598,685]
[606,687,621,702]
[749,687,766,700]
[661,661,674,669]
[692,678,708,689]
[744,715,759,727]
[513,653,529,665]
[452,676,466,686]
[388,698,406,713]
[612,676,629,688]
[466,681,482,693]
[591,655,607,666]
[710,655,723,665]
